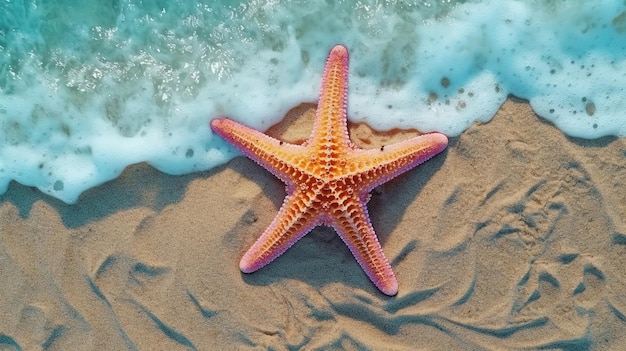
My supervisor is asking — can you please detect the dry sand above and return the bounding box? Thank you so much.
[1,98,625,350]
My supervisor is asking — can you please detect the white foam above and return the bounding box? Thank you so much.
[1,0,626,203]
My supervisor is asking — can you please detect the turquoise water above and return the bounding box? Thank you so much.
[1,0,626,203]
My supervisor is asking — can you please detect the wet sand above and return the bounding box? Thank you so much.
[1,98,625,350]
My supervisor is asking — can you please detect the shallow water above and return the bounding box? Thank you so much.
[1,0,625,202]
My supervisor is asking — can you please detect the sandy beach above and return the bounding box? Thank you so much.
[1,98,625,350]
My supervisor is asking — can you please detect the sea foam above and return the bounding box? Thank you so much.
[1,0,625,203]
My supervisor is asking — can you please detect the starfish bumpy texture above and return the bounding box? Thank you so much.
[210,45,448,295]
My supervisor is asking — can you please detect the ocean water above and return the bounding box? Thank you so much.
[1,0,625,203]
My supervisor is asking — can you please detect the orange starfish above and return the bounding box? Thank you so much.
[210,44,448,295]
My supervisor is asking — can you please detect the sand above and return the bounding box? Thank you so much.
[1,98,625,350]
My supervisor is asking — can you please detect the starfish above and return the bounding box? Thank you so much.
[210,44,448,295]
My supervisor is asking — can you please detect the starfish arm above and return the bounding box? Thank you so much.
[211,117,309,184]
[347,132,448,191]
[307,45,351,151]
[240,189,321,273]
[331,195,398,295]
